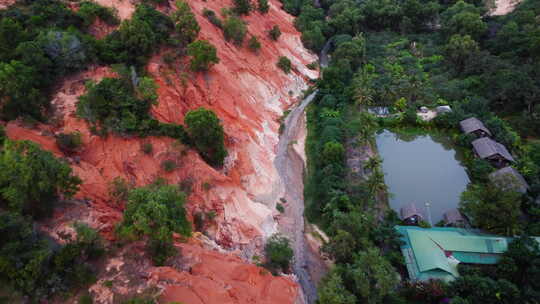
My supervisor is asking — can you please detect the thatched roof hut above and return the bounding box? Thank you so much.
[460,117,492,137]
[472,137,515,163]
[443,209,467,227]
[489,166,529,194]
[401,203,423,224]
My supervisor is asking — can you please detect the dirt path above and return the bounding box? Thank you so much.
[275,91,318,304]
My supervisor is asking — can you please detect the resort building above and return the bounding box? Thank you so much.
[471,137,515,167]
[400,203,424,225]
[442,209,467,227]
[459,117,492,138]
[488,166,529,194]
[395,226,540,282]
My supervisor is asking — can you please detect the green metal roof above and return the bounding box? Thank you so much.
[395,226,526,282]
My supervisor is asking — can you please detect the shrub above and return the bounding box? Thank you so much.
[56,131,82,154]
[223,16,247,45]
[187,40,220,71]
[185,108,227,167]
[172,0,200,45]
[77,1,119,26]
[202,8,223,28]
[257,0,270,13]
[140,141,153,154]
[161,159,177,172]
[233,0,252,15]
[116,183,191,264]
[264,234,293,274]
[306,61,318,70]
[277,56,292,73]
[248,36,261,52]
[99,5,173,66]
[276,203,285,213]
[0,140,81,218]
[268,25,281,41]
[109,176,131,203]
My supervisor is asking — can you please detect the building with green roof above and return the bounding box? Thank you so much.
[396,226,518,282]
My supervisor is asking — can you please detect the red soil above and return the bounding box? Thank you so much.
[4,0,317,302]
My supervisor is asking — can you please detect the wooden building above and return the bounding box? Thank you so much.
[471,137,515,167]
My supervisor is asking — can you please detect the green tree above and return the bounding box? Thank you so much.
[0,18,26,62]
[448,275,520,304]
[223,16,247,45]
[0,60,46,121]
[322,141,345,165]
[116,183,191,264]
[184,107,227,167]
[264,234,293,274]
[187,40,220,71]
[347,247,399,304]
[317,270,357,304]
[441,1,487,40]
[233,0,252,15]
[248,36,261,52]
[459,183,522,236]
[268,25,281,41]
[257,0,270,13]
[0,140,81,218]
[445,34,479,74]
[301,26,326,52]
[172,0,200,45]
[277,56,292,73]
[322,229,356,264]
[332,34,366,69]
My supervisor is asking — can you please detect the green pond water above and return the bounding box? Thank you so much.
[375,129,470,224]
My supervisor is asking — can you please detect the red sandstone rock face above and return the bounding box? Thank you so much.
[4,0,317,302]
[153,239,299,304]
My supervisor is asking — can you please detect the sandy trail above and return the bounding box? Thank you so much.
[274,91,318,304]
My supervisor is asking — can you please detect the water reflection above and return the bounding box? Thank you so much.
[375,129,470,223]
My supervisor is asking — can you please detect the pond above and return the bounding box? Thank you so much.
[375,129,470,224]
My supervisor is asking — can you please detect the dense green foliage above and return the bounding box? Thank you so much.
[233,0,253,15]
[116,182,191,265]
[292,0,540,302]
[56,131,83,154]
[187,40,220,71]
[77,1,120,26]
[0,214,104,299]
[76,65,189,142]
[277,56,292,73]
[268,25,282,40]
[172,0,200,46]
[257,0,270,13]
[248,35,261,52]
[0,140,100,300]
[223,16,247,45]
[99,4,173,67]
[263,234,293,274]
[0,140,81,218]
[184,108,227,167]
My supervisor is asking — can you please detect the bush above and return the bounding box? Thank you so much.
[116,183,191,265]
[109,176,131,204]
[233,0,252,15]
[268,25,281,41]
[77,1,119,26]
[257,0,270,13]
[161,159,177,172]
[187,40,220,71]
[248,36,261,52]
[185,108,227,167]
[172,0,200,45]
[223,16,247,45]
[264,234,293,274]
[140,141,153,154]
[277,56,292,73]
[202,8,223,28]
[0,140,81,218]
[56,131,82,154]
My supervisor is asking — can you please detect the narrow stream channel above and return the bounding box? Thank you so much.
[274,91,318,304]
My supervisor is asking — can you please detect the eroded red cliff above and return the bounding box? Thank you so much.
[5,0,317,302]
